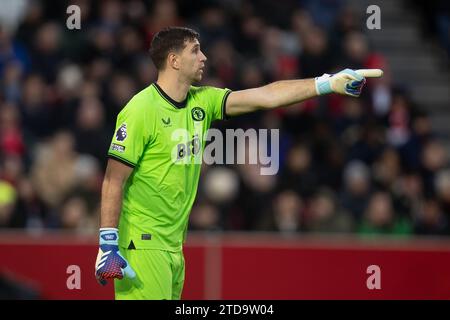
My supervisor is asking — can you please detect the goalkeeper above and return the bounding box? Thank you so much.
[94,26,382,300]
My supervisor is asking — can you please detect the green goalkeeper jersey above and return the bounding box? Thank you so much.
[108,83,231,252]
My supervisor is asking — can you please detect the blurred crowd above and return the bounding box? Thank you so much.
[412,0,450,54]
[0,0,449,238]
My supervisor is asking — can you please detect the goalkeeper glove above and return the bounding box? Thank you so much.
[95,228,136,286]
[315,68,383,97]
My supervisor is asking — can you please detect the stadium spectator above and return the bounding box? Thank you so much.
[30,131,79,208]
[72,96,111,168]
[340,160,371,222]
[305,188,354,233]
[259,189,304,233]
[414,198,449,236]
[358,191,413,236]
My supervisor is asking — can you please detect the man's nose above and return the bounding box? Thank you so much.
[200,51,207,62]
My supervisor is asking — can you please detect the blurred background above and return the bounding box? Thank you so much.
[0,0,449,299]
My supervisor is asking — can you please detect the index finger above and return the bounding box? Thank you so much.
[355,69,384,78]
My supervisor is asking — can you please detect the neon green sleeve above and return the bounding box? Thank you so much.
[203,86,232,122]
[107,97,151,167]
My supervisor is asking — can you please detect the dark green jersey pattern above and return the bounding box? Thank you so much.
[108,83,231,251]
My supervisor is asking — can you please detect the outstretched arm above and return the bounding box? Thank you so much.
[226,78,316,116]
[225,68,383,117]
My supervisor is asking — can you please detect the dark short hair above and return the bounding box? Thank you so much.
[149,27,200,70]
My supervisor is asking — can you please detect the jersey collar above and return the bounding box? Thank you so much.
[152,83,187,109]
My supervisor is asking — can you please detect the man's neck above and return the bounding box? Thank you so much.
[156,73,191,103]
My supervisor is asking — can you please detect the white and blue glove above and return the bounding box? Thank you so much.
[315,68,383,97]
[95,228,136,286]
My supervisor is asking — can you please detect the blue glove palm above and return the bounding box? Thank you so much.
[95,228,136,286]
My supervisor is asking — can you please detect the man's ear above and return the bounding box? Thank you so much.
[168,53,180,70]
